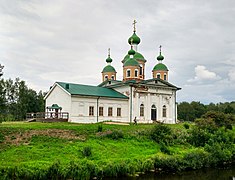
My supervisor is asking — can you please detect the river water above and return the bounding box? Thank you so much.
[105,165,235,180]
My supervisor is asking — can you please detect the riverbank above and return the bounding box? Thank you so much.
[0,121,234,179]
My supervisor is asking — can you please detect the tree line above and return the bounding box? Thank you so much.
[0,78,45,121]
[178,101,235,121]
[1,77,234,122]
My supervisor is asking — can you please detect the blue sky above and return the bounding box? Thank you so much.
[0,0,235,104]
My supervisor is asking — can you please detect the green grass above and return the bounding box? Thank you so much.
[0,122,159,166]
[0,121,234,179]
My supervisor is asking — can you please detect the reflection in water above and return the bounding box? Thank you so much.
[105,165,235,180]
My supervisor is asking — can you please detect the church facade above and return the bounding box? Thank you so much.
[44,22,181,124]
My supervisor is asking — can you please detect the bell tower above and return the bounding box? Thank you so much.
[101,48,117,82]
[122,20,146,80]
[123,45,140,82]
[152,45,169,81]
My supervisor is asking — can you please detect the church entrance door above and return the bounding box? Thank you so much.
[151,105,157,121]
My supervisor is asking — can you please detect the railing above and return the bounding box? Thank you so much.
[26,112,69,121]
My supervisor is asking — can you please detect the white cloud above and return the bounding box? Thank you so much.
[1,0,235,103]
[188,65,221,82]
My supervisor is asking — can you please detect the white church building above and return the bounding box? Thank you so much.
[44,22,181,124]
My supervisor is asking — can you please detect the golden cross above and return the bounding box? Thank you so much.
[108,48,110,57]
[133,20,137,32]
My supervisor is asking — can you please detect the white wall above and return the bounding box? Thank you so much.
[70,96,129,123]
[45,85,72,120]
[45,82,177,124]
[132,86,177,124]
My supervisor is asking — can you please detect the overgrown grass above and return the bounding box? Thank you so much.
[0,121,234,179]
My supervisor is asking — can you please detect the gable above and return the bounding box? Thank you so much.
[44,82,70,100]
[141,78,181,90]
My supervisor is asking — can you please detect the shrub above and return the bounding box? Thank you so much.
[0,133,4,143]
[183,123,190,129]
[82,146,92,157]
[159,142,171,155]
[150,124,173,145]
[205,142,233,164]
[199,111,235,129]
[183,150,210,169]
[97,125,103,132]
[106,130,124,140]
[187,127,211,147]
[154,156,184,172]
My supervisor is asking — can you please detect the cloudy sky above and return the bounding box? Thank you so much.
[0,0,235,104]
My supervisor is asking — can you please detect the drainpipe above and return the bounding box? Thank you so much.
[130,85,133,124]
[97,96,100,123]
[175,91,177,124]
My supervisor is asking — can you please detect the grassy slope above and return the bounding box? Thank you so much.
[1,122,231,179]
[0,122,163,168]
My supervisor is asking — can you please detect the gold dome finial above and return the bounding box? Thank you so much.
[133,20,137,32]
[108,48,110,57]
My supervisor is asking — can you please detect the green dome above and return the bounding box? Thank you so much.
[123,52,146,63]
[106,57,112,63]
[128,32,141,45]
[123,58,139,67]
[102,65,116,73]
[153,63,168,71]
[157,53,164,61]
[128,49,135,55]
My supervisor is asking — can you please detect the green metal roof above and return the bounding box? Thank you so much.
[57,82,128,99]
[157,53,164,61]
[47,104,62,109]
[102,65,116,73]
[123,58,139,67]
[153,63,168,71]
[106,57,112,63]
[97,80,122,87]
[128,32,141,45]
[123,52,146,63]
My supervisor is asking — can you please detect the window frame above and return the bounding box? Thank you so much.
[117,107,121,117]
[163,105,167,117]
[105,75,108,80]
[140,104,144,117]
[108,107,113,116]
[139,65,143,75]
[134,69,138,77]
[89,106,94,116]
[127,69,131,77]
[99,107,103,116]
[157,73,161,79]
[164,73,167,80]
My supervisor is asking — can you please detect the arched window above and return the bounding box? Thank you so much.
[164,73,167,81]
[111,75,115,80]
[140,104,144,116]
[135,69,138,77]
[127,69,131,77]
[157,73,160,79]
[151,104,157,121]
[140,64,143,75]
[163,105,167,117]
[105,75,108,80]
